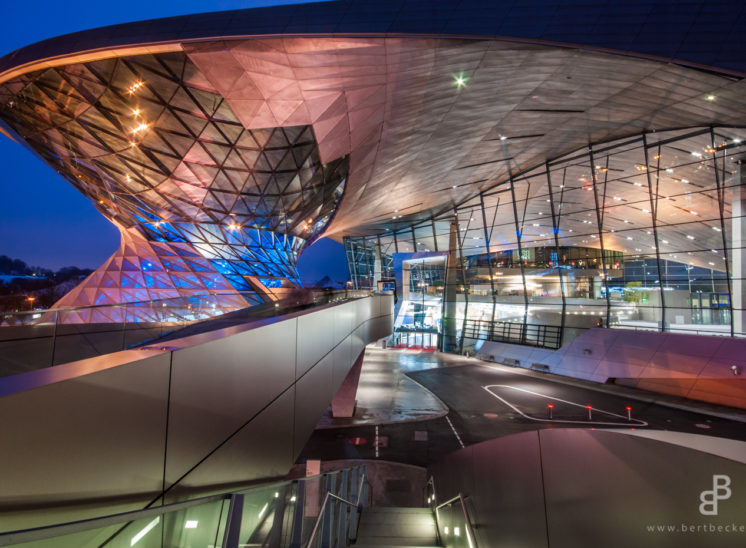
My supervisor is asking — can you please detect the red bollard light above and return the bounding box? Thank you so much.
[547,403,554,419]
[586,405,593,420]
[625,406,632,421]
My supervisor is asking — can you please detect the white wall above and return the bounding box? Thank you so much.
[478,328,746,408]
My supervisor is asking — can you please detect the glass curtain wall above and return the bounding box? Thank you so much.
[344,127,746,350]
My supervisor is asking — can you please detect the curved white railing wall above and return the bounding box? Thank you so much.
[0,294,393,531]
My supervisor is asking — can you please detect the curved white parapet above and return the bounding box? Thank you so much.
[430,428,746,548]
[601,429,746,465]
[0,293,393,532]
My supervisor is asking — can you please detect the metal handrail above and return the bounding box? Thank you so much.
[0,492,229,547]
[427,476,478,548]
[304,471,368,548]
[0,470,342,547]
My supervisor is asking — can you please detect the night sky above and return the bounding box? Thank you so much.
[0,0,349,286]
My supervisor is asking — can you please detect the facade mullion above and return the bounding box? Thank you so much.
[454,207,470,354]
[588,147,612,327]
[642,134,666,331]
[545,162,567,342]
[479,192,497,323]
[431,219,439,252]
[710,127,735,337]
[508,173,529,327]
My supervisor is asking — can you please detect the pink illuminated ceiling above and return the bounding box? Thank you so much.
[175,37,746,237]
[3,36,746,241]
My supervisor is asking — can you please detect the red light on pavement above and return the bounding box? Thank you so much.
[586,405,592,409]
[547,404,554,409]
[625,406,631,411]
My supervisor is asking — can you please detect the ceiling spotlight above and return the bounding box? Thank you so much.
[453,72,468,88]
[705,94,716,101]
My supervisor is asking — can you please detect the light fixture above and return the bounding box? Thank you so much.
[705,94,716,101]
[184,520,198,529]
[127,80,145,95]
[131,517,159,546]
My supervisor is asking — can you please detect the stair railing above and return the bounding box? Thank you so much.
[426,476,478,548]
[303,469,369,548]
[0,466,369,548]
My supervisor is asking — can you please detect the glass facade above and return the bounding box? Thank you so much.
[0,52,348,294]
[346,127,746,350]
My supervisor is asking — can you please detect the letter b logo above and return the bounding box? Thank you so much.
[699,475,731,516]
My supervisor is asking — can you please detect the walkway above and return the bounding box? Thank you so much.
[298,348,746,468]
[316,345,448,428]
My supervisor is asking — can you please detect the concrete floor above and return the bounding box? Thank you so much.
[299,347,746,468]
[316,345,448,428]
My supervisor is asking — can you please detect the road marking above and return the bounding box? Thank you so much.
[375,425,380,458]
[483,384,648,427]
[445,415,465,448]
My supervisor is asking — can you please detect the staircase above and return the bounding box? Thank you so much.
[354,506,442,547]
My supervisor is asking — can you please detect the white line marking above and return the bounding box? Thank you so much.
[445,415,465,448]
[483,384,648,427]
[375,425,380,458]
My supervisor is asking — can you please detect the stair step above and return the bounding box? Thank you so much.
[355,545,442,548]
[363,507,432,512]
[354,541,441,547]
[355,506,439,546]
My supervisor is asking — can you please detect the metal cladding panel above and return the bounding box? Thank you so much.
[350,323,367,359]
[429,430,547,548]
[354,297,373,328]
[2,1,746,75]
[540,429,746,548]
[0,295,390,529]
[332,300,355,343]
[293,351,335,455]
[331,336,353,388]
[165,318,297,486]
[165,387,296,503]
[296,306,336,377]
[429,429,746,548]
[0,353,171,527]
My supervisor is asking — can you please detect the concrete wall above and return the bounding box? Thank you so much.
[478,328,746,409]
[429,429,746,548]
[0,294,393,532]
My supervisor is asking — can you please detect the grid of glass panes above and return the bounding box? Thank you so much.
[0,52,348,289]
[344,126,746,348]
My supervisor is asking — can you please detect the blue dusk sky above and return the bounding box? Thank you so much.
[0,0,349,285]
